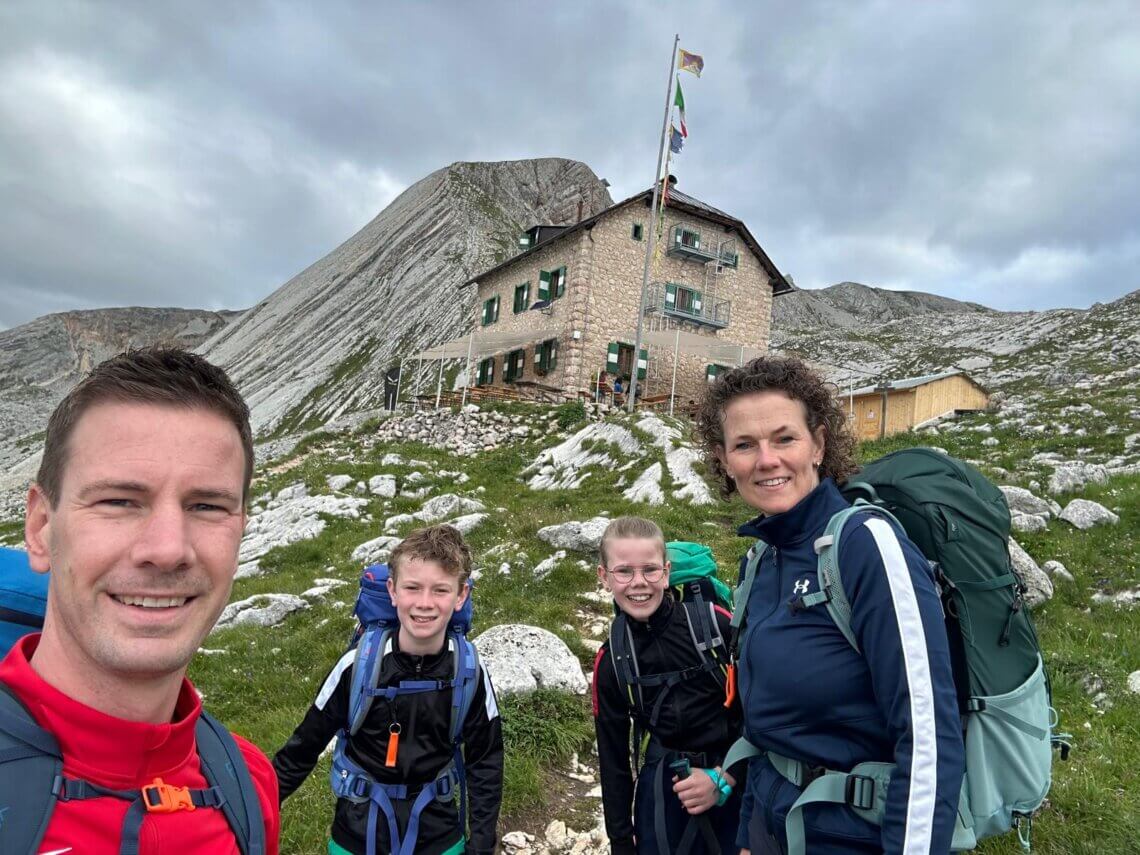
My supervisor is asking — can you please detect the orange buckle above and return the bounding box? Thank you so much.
[142,777,196,813]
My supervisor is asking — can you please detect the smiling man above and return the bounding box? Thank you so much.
[0,347,280,855]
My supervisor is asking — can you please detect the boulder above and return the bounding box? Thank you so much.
[239,494,369,565]
[1048,462,1109,495]
[326,474,354,492]
[532,550,568,581]
[350,535,403,565]
[537,517,611,553]
[999,486,1054,517]
[474,624,588,695]
[1008,539,1053,607]
[1059,499,1120,530]
[1042,560,1074,583]
[384,513,416,532]
[368,474,397,497]
[415,493,487,522]
[213,594,308,632]
[1128,671,1140,695]
[447,513,487,535]
[1010,511,1048,533]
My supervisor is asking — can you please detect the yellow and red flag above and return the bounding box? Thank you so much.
[678,49,704,77]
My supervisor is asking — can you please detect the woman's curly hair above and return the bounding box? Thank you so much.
[694,355,858,499]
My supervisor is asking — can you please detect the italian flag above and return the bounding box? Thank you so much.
[674,82,687,137]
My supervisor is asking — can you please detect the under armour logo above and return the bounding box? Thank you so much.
[793,578,812,595]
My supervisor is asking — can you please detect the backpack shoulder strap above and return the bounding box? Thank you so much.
[678,599,727,684]
[347,626,391,735]
[606,612,644,715]
[195,710,266,855]
[450,634,480,745]
[0,680,61,855]
[810,502,904,655]
[728,538,768,658]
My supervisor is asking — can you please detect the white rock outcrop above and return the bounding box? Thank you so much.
[1048,462,1109,495]
[1000,486,1054,517]
[239,491,370,567]
[1008,539,1054,607]
[537,517,611,553]
[368,474,397,497]
[474,624,588,695]
[415,493,487,523]
[1058,499,1120,530]
[525,422,642,491]
[213,594,309,632]
[623,462,664,505]
[351,535,403,565]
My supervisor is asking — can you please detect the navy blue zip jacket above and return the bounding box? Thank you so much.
[734,478,964,854]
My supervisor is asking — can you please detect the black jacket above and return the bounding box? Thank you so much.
[274,634,503,855]
[592,596,741,855]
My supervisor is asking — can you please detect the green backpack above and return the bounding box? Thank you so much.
[725,448,1070,854]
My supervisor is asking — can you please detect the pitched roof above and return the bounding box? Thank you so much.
[848,369,987,397]
[462,185,793,293]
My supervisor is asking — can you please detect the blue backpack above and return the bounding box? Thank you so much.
[0,546,48,653]
[330,563,481,855]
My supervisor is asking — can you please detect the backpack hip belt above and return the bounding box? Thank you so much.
[331,744,460,855]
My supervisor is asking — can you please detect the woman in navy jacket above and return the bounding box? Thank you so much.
[695,356,964,855]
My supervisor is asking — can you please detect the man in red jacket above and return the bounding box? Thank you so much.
[0,347,280,854]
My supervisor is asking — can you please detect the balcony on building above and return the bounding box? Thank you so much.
[666,221,741,270]
[644,282,731,329]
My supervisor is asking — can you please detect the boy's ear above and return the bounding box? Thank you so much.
[386,575,397,597]
[597,564,611,591]
[454,581,471,612]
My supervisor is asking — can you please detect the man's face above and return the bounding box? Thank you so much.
[25,402,247,683]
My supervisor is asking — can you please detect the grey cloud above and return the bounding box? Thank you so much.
[1,0,1137,328]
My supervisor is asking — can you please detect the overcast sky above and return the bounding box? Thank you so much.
[2,1,1138,329]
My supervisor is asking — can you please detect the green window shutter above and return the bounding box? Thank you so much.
[523,281,530,308]
[606,342,619,372]
[481,298,492,326]
[514,282,529,313]
[637,348,648,380]
[554,266,567,298]
[673,225,683,246]
[538,270,551,301]
[664,283,677,308]
[493,295,500,322]
[534,343,543,370]
[549,339,559,371]
[706,364,719,383]
[692,289,703,314]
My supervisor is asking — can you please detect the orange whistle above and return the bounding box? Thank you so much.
[724,664,737,708]
[385,724,401,767]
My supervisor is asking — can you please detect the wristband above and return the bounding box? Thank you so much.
[703,768,733,807]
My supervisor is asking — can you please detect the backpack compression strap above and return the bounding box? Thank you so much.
[0,681,61,854]
[196,710,266,855]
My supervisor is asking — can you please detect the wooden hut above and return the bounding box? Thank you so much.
[846,370,989,441]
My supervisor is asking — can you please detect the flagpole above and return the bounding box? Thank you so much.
[627,32,679,413]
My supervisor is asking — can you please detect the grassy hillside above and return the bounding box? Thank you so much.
[180,398,1140,855]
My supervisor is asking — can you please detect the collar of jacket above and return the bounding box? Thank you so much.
[737,477,850,548]
[626,595,676,635]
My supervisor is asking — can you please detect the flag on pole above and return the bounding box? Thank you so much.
[674,82,687,137]
[669,124,684,154]
[678,49,704,77]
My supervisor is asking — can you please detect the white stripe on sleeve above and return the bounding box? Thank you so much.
[482,664,500,721]
[315,649,356,711]
[864,516,938,855]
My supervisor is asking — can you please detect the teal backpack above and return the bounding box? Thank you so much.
[725,448,1070,853]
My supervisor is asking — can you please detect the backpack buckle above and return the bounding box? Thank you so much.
[143,778,195,813]
[844,774,876,810]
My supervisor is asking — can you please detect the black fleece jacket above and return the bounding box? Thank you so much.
[592,596,741,855]
[274,634,503,855]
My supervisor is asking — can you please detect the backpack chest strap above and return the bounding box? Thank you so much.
[56,775,228,855]
[363,678,454,701]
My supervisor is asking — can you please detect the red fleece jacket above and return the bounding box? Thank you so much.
[0,634,280,854]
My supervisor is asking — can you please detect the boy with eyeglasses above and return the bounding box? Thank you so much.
[592,517,743,854]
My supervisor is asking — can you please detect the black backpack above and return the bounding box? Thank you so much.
[0,681,266,855]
